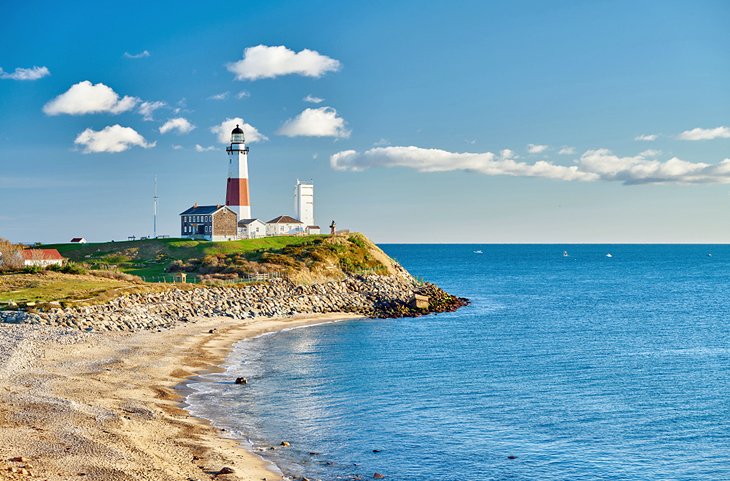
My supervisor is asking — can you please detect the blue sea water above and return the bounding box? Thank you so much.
[186,245,730,480]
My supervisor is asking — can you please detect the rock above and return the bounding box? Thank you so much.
[10,457,28,462]
[373,473,385,479]
[280,441,290,447]
[218,466,235,475]
[235,377,248,385]
[372,449,381,453]
[507,455,517,460]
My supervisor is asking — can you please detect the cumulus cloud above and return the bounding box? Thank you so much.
[677,126,730,141]
[43,81,138,115]
[558,146,576,155]
[527,144,548,154]
[208,91,229,100]
[138,100,166,121]
[210,117,267,144]
[236,91,250,99]
[304,94,324,104]
[227,45,341,80]
[195,144,216,152]
[74,125,155,153]
[0,65,50,80]
[635,134,658,141]
[329,146,730,185]
[159,117,194,135]
[331,147,593,181]
[278,107,350,138]
[172,144,183,150]
[124,50,150,59]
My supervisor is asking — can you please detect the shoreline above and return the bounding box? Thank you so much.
[0,312,362,480]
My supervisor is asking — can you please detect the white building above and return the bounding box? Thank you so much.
[266,215,304,236]
[294,180,314,228]
[238,218,267,239]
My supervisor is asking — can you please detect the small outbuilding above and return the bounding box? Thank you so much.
[69,237,87,244]
[238,218,267,239]
[180,204,238,241]
[305,225,321,235]
[266,215,304,236]
[20,249,65,267]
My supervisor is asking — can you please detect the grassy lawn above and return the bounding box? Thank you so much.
[0,272,171,306]
[43,236,327,282]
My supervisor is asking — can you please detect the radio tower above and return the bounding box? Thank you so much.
[153,175,158,239]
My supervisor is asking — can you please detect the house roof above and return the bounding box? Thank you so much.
[20,249,64,261]
[307,226,320,229]
[180,205,227,215]
[238,218,264,226]
[70,237,85,242]
[267,215,303,224]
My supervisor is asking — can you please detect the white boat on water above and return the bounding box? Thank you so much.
[473,250,483,254]
[563,250,569,257]
[606,253,613,258]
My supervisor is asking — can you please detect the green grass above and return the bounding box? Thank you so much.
[44,236,328,281]
[0,272,161,306]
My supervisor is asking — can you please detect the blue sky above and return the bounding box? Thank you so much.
[1,0,729,243]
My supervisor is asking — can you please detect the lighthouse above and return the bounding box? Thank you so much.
[225,124,251,219]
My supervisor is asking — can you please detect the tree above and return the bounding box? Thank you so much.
[0,238,22,270]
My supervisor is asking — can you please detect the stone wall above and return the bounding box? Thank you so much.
[0,276,468,332]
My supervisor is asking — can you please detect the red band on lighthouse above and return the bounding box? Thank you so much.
[226,178,250,207]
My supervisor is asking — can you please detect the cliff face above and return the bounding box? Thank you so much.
[1,276,468,332]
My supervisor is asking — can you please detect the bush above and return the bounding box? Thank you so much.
[49,262,87,275]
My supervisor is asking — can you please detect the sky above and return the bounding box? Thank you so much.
[1,0,729,243]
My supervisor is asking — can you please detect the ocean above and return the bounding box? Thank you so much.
[185,244,730,480]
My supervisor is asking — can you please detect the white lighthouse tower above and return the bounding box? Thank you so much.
[225,124,251,220]
[294,179,314,227]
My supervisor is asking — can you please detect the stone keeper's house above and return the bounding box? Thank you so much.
[180,204,238,241]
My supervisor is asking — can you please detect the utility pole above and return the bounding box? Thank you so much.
[153,175,158,239]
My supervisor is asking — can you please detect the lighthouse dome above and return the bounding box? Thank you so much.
[231,124,245,144]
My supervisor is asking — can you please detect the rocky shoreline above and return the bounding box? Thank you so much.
[1,276,468,332]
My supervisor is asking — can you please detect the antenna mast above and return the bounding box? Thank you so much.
[153,175,158,239]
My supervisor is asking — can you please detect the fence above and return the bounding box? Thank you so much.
[140,271,283,285]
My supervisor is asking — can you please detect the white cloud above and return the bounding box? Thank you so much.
[208,91,229,100]
[640,149,661,157]
[227,45,341,80]
[159,117,194,135]
[677,126,730,141]
[43,81,138,115]
[558,146,575,155]
[236,90,250,99]
[138,100,166,121]
[278,107,350,138]
[172,144,183,150]
[635,134,658,141]
[527,144,548,154]
[330,146,730,185]
[195,144,216,152]
[210,117,268,144]
[124,50,150,59]
[0,66,50,80]
[74,125,155,153]
[304,94,324,104]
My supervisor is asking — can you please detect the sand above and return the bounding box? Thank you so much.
[0,312,362,480]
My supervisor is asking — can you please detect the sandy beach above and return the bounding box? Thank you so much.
[0,312,362,481]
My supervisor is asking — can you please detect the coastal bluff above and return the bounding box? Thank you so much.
[1,275,468,331]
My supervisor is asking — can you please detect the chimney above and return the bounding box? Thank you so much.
[194,202,198,208]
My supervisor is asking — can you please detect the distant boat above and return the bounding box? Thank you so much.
[606,253,613,258]
[707,253,713,257]
[563,250,569,257]
[473,250,483,254]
